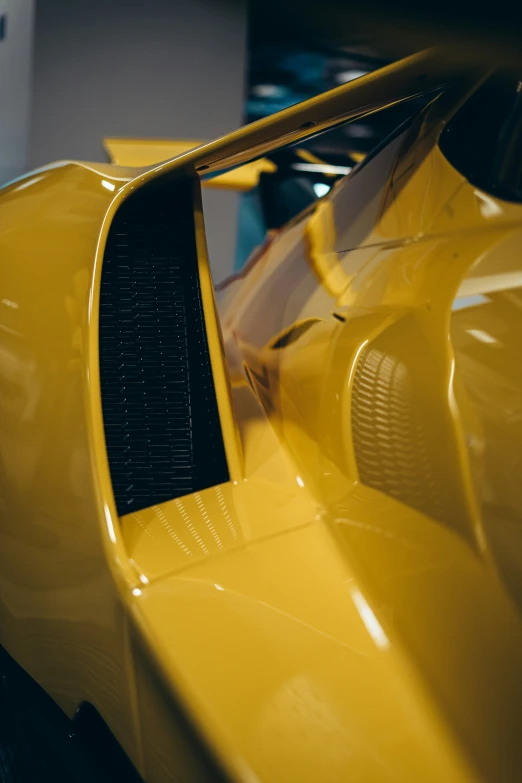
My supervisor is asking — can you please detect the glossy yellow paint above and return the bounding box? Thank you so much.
[0,162,142,770]
[104,137,204,166]
[104,137,276,190]
[1,50,522,783]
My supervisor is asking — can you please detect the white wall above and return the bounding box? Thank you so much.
[29,0,247,282]
[0,0,35,184]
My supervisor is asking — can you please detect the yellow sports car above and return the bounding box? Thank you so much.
[1,49,522,782]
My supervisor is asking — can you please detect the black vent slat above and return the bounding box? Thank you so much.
[99,179,229,516]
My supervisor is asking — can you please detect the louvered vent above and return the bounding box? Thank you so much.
[351,344,444,523]
[99,179,229,516]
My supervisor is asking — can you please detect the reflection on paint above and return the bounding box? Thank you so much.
[351,589,389,650]
[475,191,503,218]
[452,294,489,311]
[466,329,498,345]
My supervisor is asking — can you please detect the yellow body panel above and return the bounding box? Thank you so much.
[0,163,142,765]
[104,137,276,190]
[104,137,205,166]
[1,52,522,782]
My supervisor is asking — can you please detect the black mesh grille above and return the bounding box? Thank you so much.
[99,178,229,516]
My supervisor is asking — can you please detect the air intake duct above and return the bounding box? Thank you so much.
[99,178,229,516]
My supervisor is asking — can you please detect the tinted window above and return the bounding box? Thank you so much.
[439,72,522,203]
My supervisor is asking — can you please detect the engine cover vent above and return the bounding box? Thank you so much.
[99,179,229,516]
